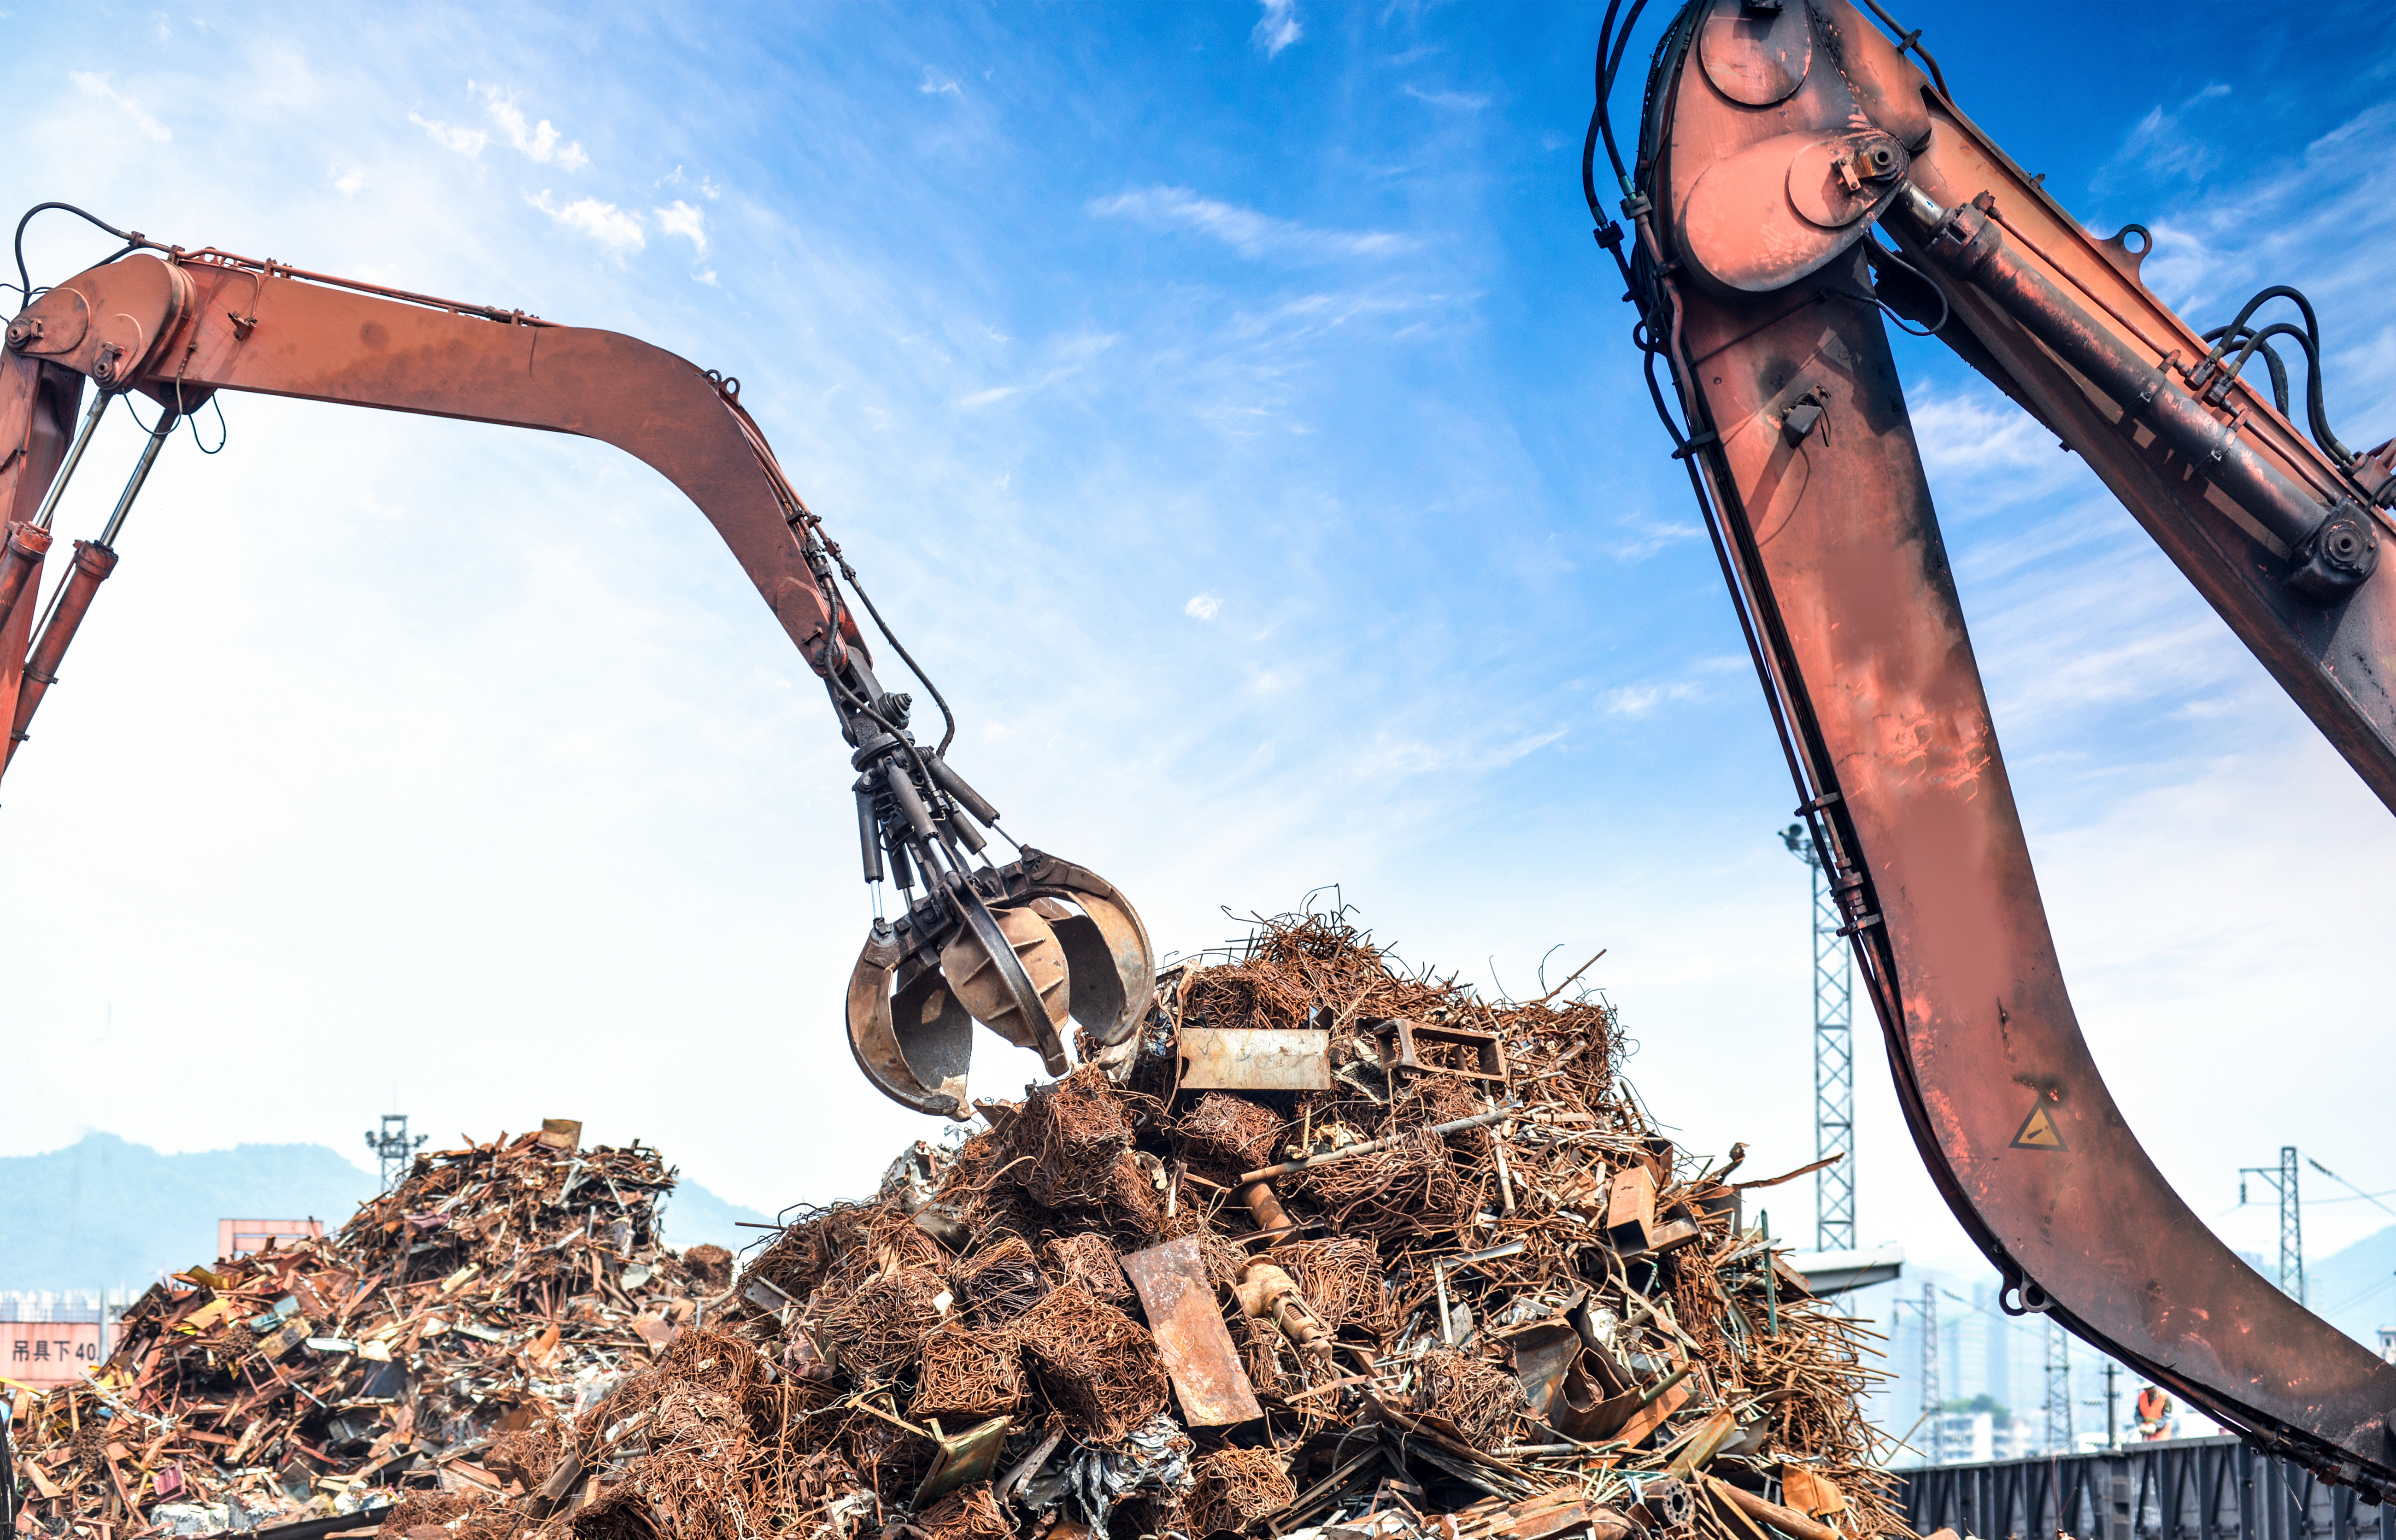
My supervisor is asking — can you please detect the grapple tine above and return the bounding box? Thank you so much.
[1015,853,1155,1046]
[846,925,970,1120]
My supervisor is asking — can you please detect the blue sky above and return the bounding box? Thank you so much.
[3,0,2394,1317]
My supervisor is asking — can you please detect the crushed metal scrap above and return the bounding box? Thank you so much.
[8,912,1903,1540]
[4,1122,730,1538]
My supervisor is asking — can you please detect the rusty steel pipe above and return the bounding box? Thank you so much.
[6,539,119,768]
[1707,1477,1839,1540]
[1232,1178,1296,1242]
[1889,185,2377,600]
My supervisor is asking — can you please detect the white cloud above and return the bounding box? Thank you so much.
[528,192,645,253]
[1349,725,1566,778]
[1605,511,1702,563]
[409,111,487,159]
[473,82,590,170]
[661,166,723,200]
[1598,681,1702,717]
[654,200,708,256]
[1252,0,1301,57]
[331,167,365,197]
[958,333,1116,410]
[1404,83,1488,112]
[1185,592,1221,620]
[69,71,170,142]
[1089,185,1413,262]
[2105,82,2234,188]
[920,67,961,96]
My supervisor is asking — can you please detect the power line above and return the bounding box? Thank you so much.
[2302,1189,2396,1206]
[2308,1157,2396,1222]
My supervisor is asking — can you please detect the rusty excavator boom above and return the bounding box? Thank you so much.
[0,206,1151,1122]
[1591,0,2396,1498]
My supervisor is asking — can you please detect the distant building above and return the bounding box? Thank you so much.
[1928,1399,2038,1464]
[217,1218,324,1258]
[1,1291,133,1389]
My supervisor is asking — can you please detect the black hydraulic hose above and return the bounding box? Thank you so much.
[2201,323,2294,418]
[1582,104,1608,224]
[1605,0,1653,109]
[828,556,961,758]
[2196,284,2354,466]
[1593,0,1627,200]
[1591,0,1656,199]
[12,201,136,304]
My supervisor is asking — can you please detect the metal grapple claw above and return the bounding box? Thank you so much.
[847,849,1155,1119]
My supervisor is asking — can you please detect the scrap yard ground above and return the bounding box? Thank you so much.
[7,913,1900,1540]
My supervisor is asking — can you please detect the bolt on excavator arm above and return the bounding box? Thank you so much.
[1602,0,2396,1492]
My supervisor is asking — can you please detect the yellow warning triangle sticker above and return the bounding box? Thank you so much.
[2011,1104,2067,1151]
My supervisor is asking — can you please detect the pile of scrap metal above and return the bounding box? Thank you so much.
[384,913,1902,1540]
[4,1121,732,1539]
[5,913,1902,1540]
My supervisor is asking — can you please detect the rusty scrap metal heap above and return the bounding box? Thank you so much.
[407,913,1896,1540]
[10,913,1901,1540]
[6,1123,729,1537]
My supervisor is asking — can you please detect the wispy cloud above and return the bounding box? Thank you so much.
[660,165,723,200]
[476,82,589,170]
[1089,185,1414,262]
[528,192,645,253]
[654,200,707,255]
[1349,725,1565,778]
[1605,511,1702,563]
[920,67,961,96]
[958,333,1117,409]
[1185,593,1222,620]
[70,71,170,142]
[1252,0,1301,57]
[1597,681,1702,717]
[1404,83,1488,111]
[2101,82,2233,191]
[415,83,588,170]
[410,110,486,158]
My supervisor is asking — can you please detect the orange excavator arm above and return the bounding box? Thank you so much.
[0,226,1151,1120]
[1596,0,2396,1492]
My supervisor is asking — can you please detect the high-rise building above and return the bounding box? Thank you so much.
[1979,1282,2011,1411]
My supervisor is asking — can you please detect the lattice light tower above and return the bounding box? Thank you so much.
[1782,825,1856,1252]
[366,1113,428,1193]
[2240,1146,2306,1304]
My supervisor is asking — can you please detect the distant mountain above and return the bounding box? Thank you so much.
[0,1133,776,1293]
[2307,1222,2396,1350]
